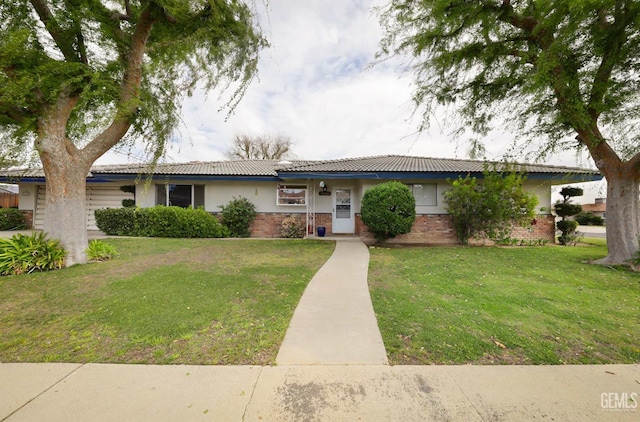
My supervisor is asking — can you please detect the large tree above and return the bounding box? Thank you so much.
[0,1,266,265]
[378,0,640,266]
[225,132,293,159]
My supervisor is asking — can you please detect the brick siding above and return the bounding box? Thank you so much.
[357,213,555,244]
[239,212,556,244]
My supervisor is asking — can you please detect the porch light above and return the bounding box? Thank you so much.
[318,180,331,196]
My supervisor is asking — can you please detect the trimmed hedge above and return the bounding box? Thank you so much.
[0,208,26,230]
[95,206,229,238]
[575,211,605,226]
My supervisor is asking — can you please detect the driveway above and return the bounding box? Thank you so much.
[579,225,606,239]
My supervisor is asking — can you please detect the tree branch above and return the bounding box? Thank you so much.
[1,106,27,124]
[588,2,632,119]
[29,0,79,62]
[81,3,157,163]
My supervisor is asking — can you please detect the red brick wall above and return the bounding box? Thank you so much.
[509,215,555,242]
[356,214,458,244]
[356,213,555,244]
[314,213,332,235]
[235,212,555,243]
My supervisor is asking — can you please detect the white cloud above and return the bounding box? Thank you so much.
[97,0,596,168]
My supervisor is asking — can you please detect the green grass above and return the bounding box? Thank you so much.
[0,238,334,365]
[368,244,640,365]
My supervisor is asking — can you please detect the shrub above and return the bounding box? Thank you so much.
[280,217,305,238]
[0,208,26,230]
[86,240,118,261]
[574,211,604,226]
[121,199,136,208]
[444,168,538,244]
[95,208,136,235]
[555,187,583,246]
[0,232,66,275]
[119,185,135,194]
[361,181,416,242]
[219,197,257,237]
[95,206,228,238]
[556,220,582,246]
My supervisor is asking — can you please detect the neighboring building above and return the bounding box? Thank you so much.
[581,198,606,221]
[0,184,19,208]
[0,155,601,243]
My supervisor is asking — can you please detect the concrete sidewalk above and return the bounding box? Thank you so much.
[1,363,638,421]
[276,239,387,365]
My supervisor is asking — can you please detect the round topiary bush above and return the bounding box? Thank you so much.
[361,181,416,242]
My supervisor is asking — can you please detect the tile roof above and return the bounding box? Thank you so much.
[0,155,600,179]
[278,155,599,174]
[92,160,290,176]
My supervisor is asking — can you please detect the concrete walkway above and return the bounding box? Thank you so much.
[0,230,107,240]
[276,239,387,365]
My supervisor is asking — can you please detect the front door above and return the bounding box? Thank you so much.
[333,188,354,233]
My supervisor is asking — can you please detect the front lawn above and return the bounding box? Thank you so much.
[0,238,334,365]
[368,244,640,365]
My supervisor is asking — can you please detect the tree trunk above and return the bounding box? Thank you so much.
[36,95,93,267]
[42,160,90,266]
[594,172,640,266]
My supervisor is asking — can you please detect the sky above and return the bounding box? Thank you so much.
[96,0,606,200]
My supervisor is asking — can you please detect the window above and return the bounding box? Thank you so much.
[407,183,437,206]
[156,184,205,208]
[277,184,307,206]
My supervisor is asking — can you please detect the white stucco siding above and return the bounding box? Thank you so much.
[17,184,37,211]
[524,180,553,213]
[207,181,292,213]
[135,183,155,209]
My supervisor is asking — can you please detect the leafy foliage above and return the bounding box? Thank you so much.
[575,212,605,226]
[219,197,257,238]
[376,0,640,264]
[377,0,640,159]
[280,217,305,238]
[361,181,416,242]
[95,206,228,238]
[0,208,26,230]
[0,1,267,265]
[0,233,66,275]
[444,168,538,244]
[86,240,118,261]
[121,199,136,208]
[0,1,268,158]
